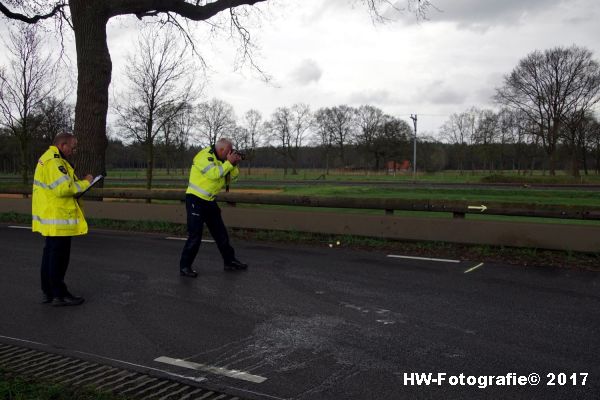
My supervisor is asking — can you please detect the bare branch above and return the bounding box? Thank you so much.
[108,0,267,20]
[0,1,66,24]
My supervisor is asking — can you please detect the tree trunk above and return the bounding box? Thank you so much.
[569,138,579,177]
[547,125,559,176]
[145,140,154,203]
[70,0,110,182]
[165,147,171,175]
[19,138,29,185]
[596,141,600,174]
[579,137,589,176]
[291,147,298,175]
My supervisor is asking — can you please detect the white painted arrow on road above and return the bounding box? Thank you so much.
[467,205,487,212]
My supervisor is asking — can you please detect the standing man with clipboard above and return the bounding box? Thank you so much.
[32,132,94,307]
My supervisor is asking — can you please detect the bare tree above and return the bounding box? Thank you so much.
[162,101,194,175]
[242,108,263,175]
[116,25,195,190]
[356,105,385,169]
[0,24,56,184]
[371,115,412,172]
[316,105,356,166]
[267,106,292,176]
[473,109,499,172]
[589,117,600,174]
[496,46,600,176]
[230,125,249,150]
[36,97,73,144]
[172,103,196,175]
[562,111,599,177]
[314,108,335,175]
[196,98,236,147]
[0,1,431,178]
[289,103,312,175]
[440,109,477,174]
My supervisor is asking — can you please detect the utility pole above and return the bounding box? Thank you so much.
[410,114,417,179]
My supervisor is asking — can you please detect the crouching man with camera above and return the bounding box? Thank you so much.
[179,138,248,278]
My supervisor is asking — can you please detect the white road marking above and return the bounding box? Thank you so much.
[387,254,461,263]
[75,351,206,383]
[154,356,267,383]
[165,237,215,243]
[8,225,30,230]
[464,263,484,274]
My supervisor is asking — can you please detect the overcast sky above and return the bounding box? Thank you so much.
[3,0,600,137]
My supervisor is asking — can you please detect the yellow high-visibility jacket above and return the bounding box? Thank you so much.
[186,146,239,201]
[32,146,90,236]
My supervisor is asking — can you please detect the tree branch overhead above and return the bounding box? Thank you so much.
[108,0,267,20]
[0,1,66,23]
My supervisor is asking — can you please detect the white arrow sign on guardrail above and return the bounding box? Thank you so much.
[468,205,488,212]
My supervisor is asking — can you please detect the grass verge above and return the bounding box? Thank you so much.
[2,212,598,270]
[0,368,126,400]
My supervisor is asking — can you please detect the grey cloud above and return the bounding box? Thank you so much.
[563,14,596,25]
[387,0,567,29]
[290,59,323,85]
[421,80,466,105]
[348,89,393,105]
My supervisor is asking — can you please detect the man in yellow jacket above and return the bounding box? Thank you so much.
[179,138,247,277]
[32,132,93,306]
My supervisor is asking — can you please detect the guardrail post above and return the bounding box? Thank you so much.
[453,212,466,219]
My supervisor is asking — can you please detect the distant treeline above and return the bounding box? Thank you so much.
[2,135,595,176]
[103,139,600,175]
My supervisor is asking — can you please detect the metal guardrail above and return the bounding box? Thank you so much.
[2,188,600,220]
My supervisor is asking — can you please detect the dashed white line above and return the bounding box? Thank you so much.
[154,356,267,383]
[387,254,461,263]
[8,225,30,230]
[165,237,215,243]
[464,263,484,274]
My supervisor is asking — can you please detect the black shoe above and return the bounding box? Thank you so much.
[224,259,248,271]
[52,296,85,307]
[180,268,198,278]
[41,294,53,304]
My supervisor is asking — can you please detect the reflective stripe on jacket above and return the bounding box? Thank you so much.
[31,146,91,236]
[186,146,239,201]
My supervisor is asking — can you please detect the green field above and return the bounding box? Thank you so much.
[99,168,600,184]
[278,186,600,206]
[4,168,600,184]
[2,169,600,226]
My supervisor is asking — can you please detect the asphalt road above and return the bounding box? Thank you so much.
[1,225,599,399]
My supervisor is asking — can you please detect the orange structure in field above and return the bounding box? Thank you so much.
[386,160,410,174]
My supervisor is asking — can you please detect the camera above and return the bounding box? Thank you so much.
[233,150,247,160]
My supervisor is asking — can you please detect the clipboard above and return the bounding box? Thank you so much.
[76,175,104,198]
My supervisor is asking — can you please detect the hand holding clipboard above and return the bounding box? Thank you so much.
[76,174,105,198]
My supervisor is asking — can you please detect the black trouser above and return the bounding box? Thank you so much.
[179,194,235,270]
[41,236,72,298]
